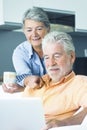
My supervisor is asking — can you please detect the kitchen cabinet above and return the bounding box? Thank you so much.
[0,0,87,32]
[33,0,87,32]
[33,0,75,12]
[33,0,75,31]
[0,0,74,30]
[0,0,33,30]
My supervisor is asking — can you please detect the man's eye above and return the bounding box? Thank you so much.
[44,56,49,60]
[54,54,60,59]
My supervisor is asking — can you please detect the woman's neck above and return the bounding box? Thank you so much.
[33,46,43,58]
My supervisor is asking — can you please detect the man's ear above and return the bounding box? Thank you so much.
[71,51,76,64]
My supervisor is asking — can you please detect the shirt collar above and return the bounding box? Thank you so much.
[25,41,34,59]
[43,71,75,87]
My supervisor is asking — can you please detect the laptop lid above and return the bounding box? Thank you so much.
[0,97,45,130]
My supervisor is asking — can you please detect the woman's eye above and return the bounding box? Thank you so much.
[37,27,43,30]
[37,26,45,31]
[27,29,32,32]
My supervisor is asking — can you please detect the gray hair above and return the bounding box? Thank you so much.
[42,31,75,54]
[22,7,50,29]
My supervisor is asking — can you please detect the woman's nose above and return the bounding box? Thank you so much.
[32,29,37,36]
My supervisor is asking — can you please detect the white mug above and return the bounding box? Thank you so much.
[3,71,16,85]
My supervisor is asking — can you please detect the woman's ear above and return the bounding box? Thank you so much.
[47,27,50,33]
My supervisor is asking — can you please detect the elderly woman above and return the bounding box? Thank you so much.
[2,7,50,93]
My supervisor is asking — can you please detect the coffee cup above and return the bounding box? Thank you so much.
[3,71,16,88]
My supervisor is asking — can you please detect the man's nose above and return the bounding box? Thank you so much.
[49,58,56,66]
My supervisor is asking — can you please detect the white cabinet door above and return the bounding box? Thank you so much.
[33,0,75,11]
[0,0,87,31]
[0,0,34,30]
[75,1,87,32]
[0,0,4,25]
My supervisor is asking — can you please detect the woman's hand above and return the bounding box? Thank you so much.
[2,83,24,93]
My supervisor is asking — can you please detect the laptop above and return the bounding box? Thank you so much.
[0,97,45,130]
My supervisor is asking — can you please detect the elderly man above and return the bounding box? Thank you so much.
[23,31,87,129]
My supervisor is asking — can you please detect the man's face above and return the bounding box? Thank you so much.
[43,42,75,82]
[23,19,49,48]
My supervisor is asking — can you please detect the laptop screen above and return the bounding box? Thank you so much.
[0,97,45,130]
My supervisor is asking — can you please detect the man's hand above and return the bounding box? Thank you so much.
[24,75,44,89]
[41,107,87,130]
[41,119,59,130]
[2,83,25,93]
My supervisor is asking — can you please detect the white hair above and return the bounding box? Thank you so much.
[42,31,75,54]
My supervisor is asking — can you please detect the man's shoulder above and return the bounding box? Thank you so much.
[75,74,87,81]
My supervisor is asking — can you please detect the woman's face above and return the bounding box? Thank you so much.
[23,19,49,48]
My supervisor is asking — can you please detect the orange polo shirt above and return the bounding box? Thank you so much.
[23,71,87,121]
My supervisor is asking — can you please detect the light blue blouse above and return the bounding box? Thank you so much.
[12,41,46,86]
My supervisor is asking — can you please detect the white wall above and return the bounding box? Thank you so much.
[0,0,34,23]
